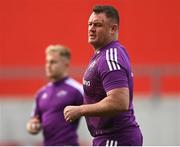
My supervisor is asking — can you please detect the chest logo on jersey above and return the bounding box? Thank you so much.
[41,93,48,99]
[83,79,90,86]
[56,90,67,97]
[88,60,96,71]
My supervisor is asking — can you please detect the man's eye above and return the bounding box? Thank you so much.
[95,23,102,27]
[50,61,56,64]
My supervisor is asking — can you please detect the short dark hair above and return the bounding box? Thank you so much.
[93,5,119,25]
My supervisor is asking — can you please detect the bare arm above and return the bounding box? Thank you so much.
[81,87,129,116]
[64,87,129,122]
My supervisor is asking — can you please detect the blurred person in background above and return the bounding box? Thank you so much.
[64,5,143,146]
[27,44,83,146]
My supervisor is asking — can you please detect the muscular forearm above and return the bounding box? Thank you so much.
[81,93,129,117]
[64,88,129,122]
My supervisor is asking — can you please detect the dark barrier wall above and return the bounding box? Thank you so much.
[0,0,179,96]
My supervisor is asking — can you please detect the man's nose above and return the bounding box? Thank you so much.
[89,25,95,32]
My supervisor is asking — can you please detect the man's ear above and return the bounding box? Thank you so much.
[111,24,118,34]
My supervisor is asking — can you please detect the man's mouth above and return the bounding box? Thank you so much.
[89,34,96,39]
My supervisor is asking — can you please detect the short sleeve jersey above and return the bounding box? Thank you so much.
[83,41,138,137]
[31,77,83,146]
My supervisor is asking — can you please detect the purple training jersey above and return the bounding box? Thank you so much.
[83,41,142,145]
[31,77,83,146]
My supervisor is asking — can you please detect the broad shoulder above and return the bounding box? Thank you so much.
[98,42,129,69]
[35,82,52,97]
[65,78,83,95]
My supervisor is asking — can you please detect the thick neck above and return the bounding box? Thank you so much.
[93,38,117,52]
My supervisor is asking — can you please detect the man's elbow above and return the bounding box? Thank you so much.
[115,103,129,112]
[119,106,129,112]
[122,105,129,111]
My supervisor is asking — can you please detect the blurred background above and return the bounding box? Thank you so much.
[0,0,179,145]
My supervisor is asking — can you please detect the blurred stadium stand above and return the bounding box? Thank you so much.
[0,65,179,145]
